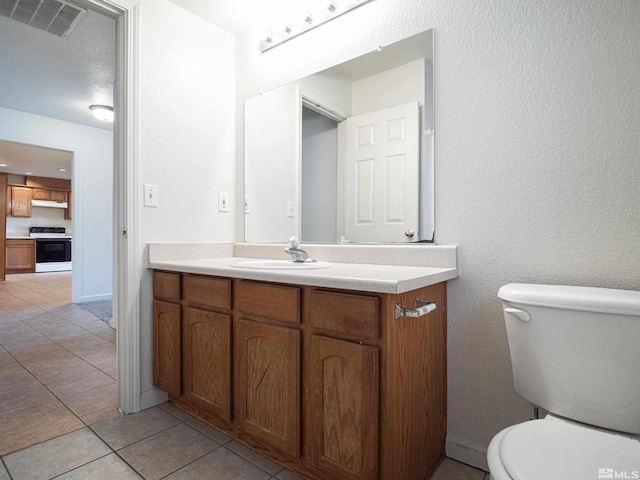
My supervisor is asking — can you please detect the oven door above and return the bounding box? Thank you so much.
[35,238,72,263]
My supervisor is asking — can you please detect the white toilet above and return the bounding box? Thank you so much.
[487,284,640,480]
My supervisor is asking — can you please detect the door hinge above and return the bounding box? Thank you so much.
[122,229,127,239]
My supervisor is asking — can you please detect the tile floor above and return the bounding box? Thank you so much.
[0,272,489,480]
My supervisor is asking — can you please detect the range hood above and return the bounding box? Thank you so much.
[32,199,68,209]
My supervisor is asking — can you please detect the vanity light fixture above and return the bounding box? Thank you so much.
[260,0,373,52]
[89,105,114,122]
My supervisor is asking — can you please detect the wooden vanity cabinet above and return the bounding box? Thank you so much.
[234,280,302,456]
[182,275,233,420]
[235,317,301,457]
[152,271,447,480]
[183,306,232,420]
[308,334,379,480]
[152,271,182,397]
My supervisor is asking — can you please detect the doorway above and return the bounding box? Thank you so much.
[0,0,126,421]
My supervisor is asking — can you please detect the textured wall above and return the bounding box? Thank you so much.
[137,0,236,399]
[236,0,640,468]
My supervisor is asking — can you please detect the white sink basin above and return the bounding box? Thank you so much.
[231,259,333,270]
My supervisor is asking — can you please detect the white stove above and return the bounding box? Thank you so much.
[29,227,72,272]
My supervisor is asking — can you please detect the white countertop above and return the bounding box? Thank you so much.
[148,256,457,294]
[6,236,34,240]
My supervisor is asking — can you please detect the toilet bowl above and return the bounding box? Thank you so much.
[488,284,640,480]
[487,415,640,480]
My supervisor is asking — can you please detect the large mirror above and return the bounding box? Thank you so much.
[244,29,433,244]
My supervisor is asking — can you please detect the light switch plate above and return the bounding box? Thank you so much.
[244,196,250,214]
[144,184,158,207]
[287,201,294,217]
[218,192,229,212]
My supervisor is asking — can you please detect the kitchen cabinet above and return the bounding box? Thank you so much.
[10,186,32,217]
[32,188,67,202]
[152,271,447,480]
[6,238,36,274]
[64,191,72,220]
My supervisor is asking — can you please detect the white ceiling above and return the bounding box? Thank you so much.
[0,139,72,180]
[0,8,116,131]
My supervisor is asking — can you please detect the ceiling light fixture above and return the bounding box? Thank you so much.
[0,164,7,167]
[58,168,67,172]
[260,0,373,53]
[25,172,32,175]
[89,105,114,122]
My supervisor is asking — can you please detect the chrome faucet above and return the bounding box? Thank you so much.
[283,236,316,263]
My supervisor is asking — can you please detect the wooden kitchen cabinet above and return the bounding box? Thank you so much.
[31,188,50,200]
[64,191,72,220]
[6,238,36,273]
[32,188,68,202]
[10,186,32,217]
[235,318,300,457]
[152,271,447,480]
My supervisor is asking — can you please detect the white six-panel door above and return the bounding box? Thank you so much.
[344,101,420,243]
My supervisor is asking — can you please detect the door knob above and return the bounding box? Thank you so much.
[405,229,414,238]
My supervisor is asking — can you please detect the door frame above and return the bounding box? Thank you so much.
[79,0,141,414]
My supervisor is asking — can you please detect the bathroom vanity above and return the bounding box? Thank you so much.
[149,246,456,480]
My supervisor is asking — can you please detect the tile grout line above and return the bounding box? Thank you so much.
[0,456,15,480]
[0,293,118,456]
[7,298,117,381]
[0,324,114,431]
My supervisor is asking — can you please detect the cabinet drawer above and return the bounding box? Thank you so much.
[235,281,300,324]
[153,271,181,301]
[309,290,379,340]
[184,275,231,311]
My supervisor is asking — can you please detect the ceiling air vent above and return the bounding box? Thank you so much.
[0,0,86,38]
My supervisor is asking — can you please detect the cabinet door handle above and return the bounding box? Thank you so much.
[395,299,437,320]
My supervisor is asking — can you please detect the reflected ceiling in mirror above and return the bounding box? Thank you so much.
[244,29,434,244]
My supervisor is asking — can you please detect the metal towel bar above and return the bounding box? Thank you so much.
[394,298,437,320]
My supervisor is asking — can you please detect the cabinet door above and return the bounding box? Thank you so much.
[309,335,379,480]
[235,318,300,457]
[49,190,67,202]
[184,307,232,420]
[6,240,36,273]
[153,300,182,397]
[10,187,32,217]
[32,188,50,200]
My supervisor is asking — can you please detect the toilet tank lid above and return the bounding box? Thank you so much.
[498,284,640,316]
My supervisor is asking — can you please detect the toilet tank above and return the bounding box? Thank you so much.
[498,283,640,435]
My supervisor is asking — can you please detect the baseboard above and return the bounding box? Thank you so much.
[140,388,168,410]
[77,293,113,302]
[446,435,489,472]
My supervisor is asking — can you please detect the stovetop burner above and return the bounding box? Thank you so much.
[29,227,68,238]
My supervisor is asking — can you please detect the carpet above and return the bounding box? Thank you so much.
[75,300,113,323]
